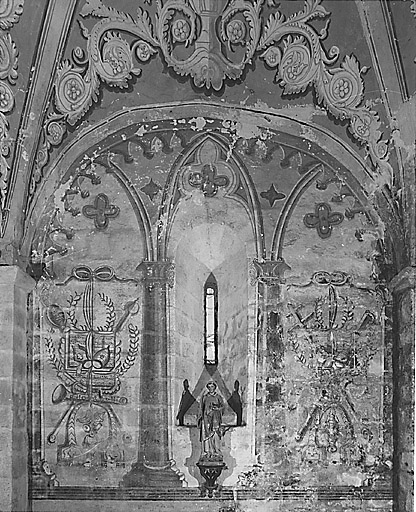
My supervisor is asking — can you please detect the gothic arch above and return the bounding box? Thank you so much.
[156,131,265,260]
[18,99,402,507]
[20,101,400,268]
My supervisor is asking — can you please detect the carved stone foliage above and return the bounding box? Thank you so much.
[35,0,387,195]
[258,1,386,167]
[0,0,23,226]
[41,264,140,470]
[56,0,262,114]
[0,0,24,29]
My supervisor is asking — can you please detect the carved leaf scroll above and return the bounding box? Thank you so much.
[258,0,387,169]
[47,0,389,205]
[0,0,24,30]
[0,2,21,226]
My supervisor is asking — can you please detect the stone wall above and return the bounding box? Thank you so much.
[26,105,394,511]
[0,268,34,512]
[391,268,415,512]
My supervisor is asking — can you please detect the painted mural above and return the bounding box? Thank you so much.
[7,0,412,510]
[27,102,393,511]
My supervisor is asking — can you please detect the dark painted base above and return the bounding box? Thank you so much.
[31,485,393,501]
[120,463,183,488]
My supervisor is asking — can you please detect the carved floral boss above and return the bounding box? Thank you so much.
[52,0,386,167]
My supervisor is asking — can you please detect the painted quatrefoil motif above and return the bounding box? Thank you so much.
[82,193,120,230]
[303,203,344,239]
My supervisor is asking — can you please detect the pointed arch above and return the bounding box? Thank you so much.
[19,101,403,269]
[156,132,265,260]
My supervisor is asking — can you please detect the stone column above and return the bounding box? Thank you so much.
[390,266,415,512]
[250,259,289,465]
[0,266,35,511]
[122,261,182,487]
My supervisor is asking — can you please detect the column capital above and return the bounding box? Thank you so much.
[0,265,35,291]
[389,266,416,295]
[137,260,174,287]
[249,258,291,286]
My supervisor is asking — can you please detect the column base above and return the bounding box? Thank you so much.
[120,462,184,488]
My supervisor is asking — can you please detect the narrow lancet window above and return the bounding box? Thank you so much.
[204,273,218,366]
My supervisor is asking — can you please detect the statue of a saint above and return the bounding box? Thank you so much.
[198,381,224,462]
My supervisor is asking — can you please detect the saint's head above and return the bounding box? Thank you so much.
[206,381,217,393]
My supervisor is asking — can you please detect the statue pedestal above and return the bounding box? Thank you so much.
[196,461,227,497]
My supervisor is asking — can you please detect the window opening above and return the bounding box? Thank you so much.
[204,273,218,366]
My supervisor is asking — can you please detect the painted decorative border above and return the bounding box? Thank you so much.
[23,101,391,260]
[31,485,393,500]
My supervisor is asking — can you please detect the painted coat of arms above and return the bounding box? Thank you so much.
[43,265,140,468]
[284,272,388,472]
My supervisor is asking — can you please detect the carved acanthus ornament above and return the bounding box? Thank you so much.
[43,0,387,194]
[0,0,23,224]
[0,0,24,29]
[257,0,387,167]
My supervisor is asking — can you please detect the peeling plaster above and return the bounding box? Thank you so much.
[391,129,415,164]
[392,95,416,164]
[135,125,148,137]
[253,102,326,123]
[53,181,70,215]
